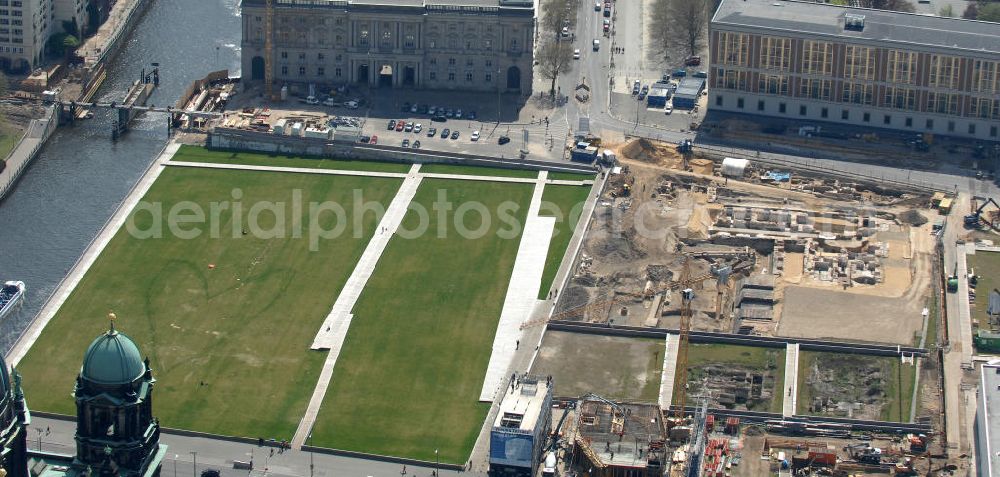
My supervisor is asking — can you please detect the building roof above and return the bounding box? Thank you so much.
[577,401,666,469]
[81,325,146,385]
[250,0,533,10]
[493,376,551,433]
[675,78,705,98]
[712,0,1000,56]
[979,362,1000,476]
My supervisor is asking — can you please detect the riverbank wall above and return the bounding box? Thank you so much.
[0,107,59,201]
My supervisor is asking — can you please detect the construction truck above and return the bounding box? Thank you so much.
[947,265,959,293]
[845,443,882,465]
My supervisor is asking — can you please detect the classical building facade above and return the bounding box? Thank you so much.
[240,0,535,94]
[0,0,55,72]
[709,0,1000,142]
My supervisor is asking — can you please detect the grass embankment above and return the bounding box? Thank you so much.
[674,344,786,414]
[537,184,592,298]
[796,351,916,422]
[171,145,411,174]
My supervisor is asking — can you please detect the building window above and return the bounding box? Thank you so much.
[485,73,492,82]
[404,34,415,48]
[800,79,832,101]
[299,66,306,76]
[927,92,959,115]
[972,60,999,94]
[466,72,473,82]
[926,119,934,130]
[947,121,955,132]
[778,102,786,113]
[759,36,791,71]
[281,65,288,75]
[317,67,324,76]
[929,55,960,89]
[485,59,492,68]
[883,87,916,111]
[281,51,288,59]
[317,53,324,60]
[844,45,875,80]
[801,40,833,76]
[448,72,455,81]
[298,52,306,60]
[757,100,765,111]
[863,112,870,122]
[905,117,912,127]
[737,97,744,109]
[799,105,806,116]
[429,71,436,80]
[718,31,750,67]
[484,39,492,50]
[758,74,788,95]
[887,50,917,84]
[336,68,342,77]
[429,58,436,66]
[821,107,828,118]
[883,115,891,125]
[841,110,849,120]
[448,58,456,66]
[715,95,722,107]
[969,124,976,135]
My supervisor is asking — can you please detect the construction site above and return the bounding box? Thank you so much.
[527,136,953,476]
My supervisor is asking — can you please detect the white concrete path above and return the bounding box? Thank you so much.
[479,172,555,402]
[958,244,974,368]
[292,164,422,449]
[659,334,680,411]
[782,343,800,417]
[8,141,181,365]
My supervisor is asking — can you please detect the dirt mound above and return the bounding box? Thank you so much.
[621,138,661,163]
[898,209,928,226]
[556,286,591,314]
[594,228,647,261]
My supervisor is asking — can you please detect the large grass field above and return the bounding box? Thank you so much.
[674,343,786,414]
[310,179,534,464]
[797,351,915,422]
[537,185,591,298]
[171,145,412,174]
[17,166,401,439]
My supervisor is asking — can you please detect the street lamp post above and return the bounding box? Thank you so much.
[173,455,178,477]
[435,449,439,477]
[191,451,198,477]
[308,434,314,477]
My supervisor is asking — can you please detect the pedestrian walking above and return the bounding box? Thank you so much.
[516,340,520,350]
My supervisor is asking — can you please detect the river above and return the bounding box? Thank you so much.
[0,0,241,352]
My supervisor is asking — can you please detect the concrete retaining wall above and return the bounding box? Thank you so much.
[0,106,59,201]
[209,128,596,174]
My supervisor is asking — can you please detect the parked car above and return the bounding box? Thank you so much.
[413,123,423,133]
[451,130,460,139]
[603,5,611,17]
[441,128,451,138]
[693,71,708,78]
[323,98,338,107]
[431,115,447,122]
[498,135,511,145]
[370,135,378,144]
[471,130,481,141]
[410,104,419,114]
[359,135,371,143]
[467,111,477,120]
[561,26,570,37]
[404,122,414,132]
[685,56,701,66]
[603,19,610,32]
[595,0,601,10]
[445,108,455,118]
[631,80,641,95]
[573,49,581,59]
[402,138,410,148]
[456,108,463,118]
[413,140,421,149]
[664,106,673,115]
[344,100,359,109]
[305,96,319,105]
[388,119,396,130]
[672,69,687,77]
[395,120,406,131]
[428,127,437,137]
[428,106,437,115]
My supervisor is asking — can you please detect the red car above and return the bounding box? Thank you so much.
[395,120,406,131]
[685,56,701,66]
[370,135,378,144]
[603,19,610,32]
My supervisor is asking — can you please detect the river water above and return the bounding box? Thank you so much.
[0,0,241,352]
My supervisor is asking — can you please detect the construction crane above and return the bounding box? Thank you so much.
[674,257,693,420]
[264,0,275,100]
[711,263,732,321]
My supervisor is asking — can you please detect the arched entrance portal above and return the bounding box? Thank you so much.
[506,66,521,91]
[250,56,265,81]
[403,66,415,87]
[357,64,369,84]
[378,64,393,88]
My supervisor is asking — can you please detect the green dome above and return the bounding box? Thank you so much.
[81,328,145,385]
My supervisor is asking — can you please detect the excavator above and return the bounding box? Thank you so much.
[965,197,1000,229]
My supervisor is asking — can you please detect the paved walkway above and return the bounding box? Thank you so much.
[957,244,974,368]
[292,164,423,449]
[479,172,554,401]
[165,160,593,186]
[658,334,679,411]
[782,343,800,417]
[8,141,178,366]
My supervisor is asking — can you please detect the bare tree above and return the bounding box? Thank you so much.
[962,2,979,19]
[656,0,709,58]
[536,39,575,97]
[540,0,576,38]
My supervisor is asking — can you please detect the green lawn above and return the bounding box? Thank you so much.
[675,344,786,414]
[418,163,541,179]
[0,120,22,160]
[796,351,916,422]
[548,171,595,182]
[968,251,1000,342]
[17,167,401,440]
[172,145,411,174]
[538,185,592,298]
[311,179,533,464]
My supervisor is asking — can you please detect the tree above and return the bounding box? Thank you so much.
[658,0,709,57]
[540,0,574,38]
[861,0,915,12]
[979,3,1000,22]
[938,4,953,16]
[536,39,574,97]
[962,2,978,19]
